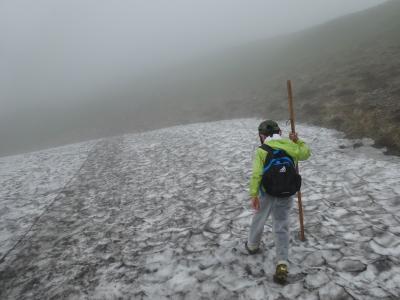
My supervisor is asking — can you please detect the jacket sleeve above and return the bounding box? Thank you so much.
[294,139,311,161]
[249,148,267,197]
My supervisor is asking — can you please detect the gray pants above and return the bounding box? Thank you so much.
[248,193,293,263]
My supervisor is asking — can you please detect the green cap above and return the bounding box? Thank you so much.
[258,120,280,136]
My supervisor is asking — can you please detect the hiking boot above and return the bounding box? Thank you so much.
[244,241,260,255]
[273,263,288,284]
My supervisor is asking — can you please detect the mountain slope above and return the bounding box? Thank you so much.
[1,119,400,299]
[1,1,399,157]
[128,0,400,154]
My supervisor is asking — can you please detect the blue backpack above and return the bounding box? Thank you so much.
[260,144,301,198]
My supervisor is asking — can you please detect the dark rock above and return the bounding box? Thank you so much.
[373,257,392,273]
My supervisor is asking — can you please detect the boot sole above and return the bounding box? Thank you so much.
[273,274,287,285]
[244,242,260,255]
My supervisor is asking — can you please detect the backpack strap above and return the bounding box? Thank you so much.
[259,144,274,167]
[259,144,295,166]
[259,143,273,153]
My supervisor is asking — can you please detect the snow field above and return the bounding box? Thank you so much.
[0,141,96,259]
[0,119,399,299]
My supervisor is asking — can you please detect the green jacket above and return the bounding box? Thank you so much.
[249,138,311,197]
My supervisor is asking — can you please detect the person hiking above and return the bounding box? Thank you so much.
[245,120,311,284]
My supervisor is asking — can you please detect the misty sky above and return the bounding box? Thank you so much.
[0,0,386,115]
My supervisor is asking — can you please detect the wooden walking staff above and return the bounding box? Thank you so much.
[287,80,306,241]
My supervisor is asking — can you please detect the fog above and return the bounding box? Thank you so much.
[0,0,386,156]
